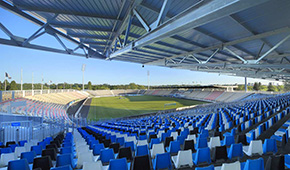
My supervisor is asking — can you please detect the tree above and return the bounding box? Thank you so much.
[284,81,290,92]
[10,81,18,90]
[267,82,276,91]
[0,81,2,90]
[88,81,92,90]
[253,82,259,91]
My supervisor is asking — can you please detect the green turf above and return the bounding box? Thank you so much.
[87,95,208,120]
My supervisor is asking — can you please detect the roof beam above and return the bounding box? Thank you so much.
[51,23,114,33]
[110,0,269,59]
[150,0,172,30]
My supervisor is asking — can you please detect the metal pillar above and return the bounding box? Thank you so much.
[245,77,247,92]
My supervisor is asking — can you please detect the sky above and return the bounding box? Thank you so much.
[0,8,283,86]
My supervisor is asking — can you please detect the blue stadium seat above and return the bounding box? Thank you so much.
[38,141,47,149]
[89,140,99,149]
[221,135,235,146]
[139,135,147,140]
[263,139,277,154]
[8,159,30,170]
[136,144,149,156]
[285,154,290,169]
[242,157,264,170]
[62,142,73,147]
[108,158,129,170]
[31,145,42,155]
[0,147,12,155]
[161,132,170,142]
[99,148,115,164]
[192,147,211,165]
[196,137,208,149]
[195,165,215,170]
[9,144,18,152]
[18,140,27,147]
[116,137,125,146]
[125,141,135,152]
[149,138,160,149]
[51,165,73,170]
[153,152,172,170]
[228,143,243,160]
[165,141,180,154]
[60,147,73,155]
[56,153,76,169]
[21,151,36,164]
[93,143,105,156]
[177,135,186,146]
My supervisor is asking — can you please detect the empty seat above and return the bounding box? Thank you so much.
[108,158,128,170]
[220,161,241,170]
[171,150,193,168]
[0,147,12,155]
[33,156,53,170]
[21,151,36,164]
[136,144,149,156]
[186,134,196,143]
[243,140,263,156]
[31,145,42,155]
[0,152,16,167]
[228,143,243,160]
[221,135,235,146]
[196,137,208,149]
[116,137,125,146]
[99,148,115,164]
[171,132,178,140]
[166,141,180,155]
[243,158,264,170]
[132,155,151,170]
[8,159,30,170]
[236,134,248,145]
[208,136,221,149]
[42,148,57,161]
[18,140,27,147]
[153,152,172,170]
[56,153,76,169]
[263,139,277,154]
[164,136,174,148]
[93,143,105,156]
[212,146,228,162]
[109,143,120,154]
[125,141,135,151]
[118,147,132,161]
[14,146,26,157]
[149,138,160,149]
[60,146,73,155]
[265,155,284,170]
[192,147,211,165]
[6,141,16,147]
[150,143,165,159]
[183,139,196,152]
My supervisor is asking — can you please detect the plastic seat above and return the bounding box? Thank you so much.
[243,158,264,170]
[186,134,196,143]
[263,139,277,154]
[18,140,28,147]
[164,136,174,148]
[60,146,73,155]
[56,153,76,169]
[132,155,151,170]
[108,158,128,170]
[99,148,115,164]
[6,141,16,147]
[243,140,263,156]
[196,137,208,149]
[31,145,42,155]
[150,143,165,159]
[265,155,284,170]
[83,161,103,170]
[118,147,132,161]
[212,146,227,162]
[51,165,73,170]
[136,144,149,156]
[285,154,290,168]
[0,147,12,155]
[166,141,180,155]
[93,143,105,156]
[0,153,16,167]
[221,135,235,146]
[236,134,248,145]
[125,141,135,151]
[137,139,148,146]
[221,161,241,170]
[109,143,120,154]
[89,140,99,150]
[77,151,94,168]
[46,143,58,151]
[116,137,125,146]
[183,139,196,152]
[21,151,36,164]
[208,136,221,149]
[153,152,172,170]
[227,144,243,161]
[192,147,211,165]
[33,156,53,170]
[171,150,193,168]
[149,138,160,149]
[195,165,214,170]
[8,159,30,170]
[42,148,57,161]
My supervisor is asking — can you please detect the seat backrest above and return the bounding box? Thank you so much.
[236,134,247,145]
[31,145,42,155]
[8,159,30,170]
[93,143,105,155]
[136,144,149,156]
[228,143,243,159]
[132,155,151,170]
[213,145,227,161]
[249,140,263,155]
[109,143,120,154]
[42,148,57,161]
[1,152,16,166]
[164,136,174,148]
[56,153,73,168]
[263,139,277,154]
[108,158,127,170]
[196,137,208,149]
[168,141,180,154]
[186,134,196,143]
[14,146,27,157]
[243,158,264,170]
[60,146,73,154]
[183,139,196,152]
[0,147,12,155]
[33,155,53,170]
[21,151,36,164]
[100,148,115,164]
[153,152,172,170]
[124,141,135,151]
[224,135,235,146]
[118,147,132,161]
[176,150,193,168]
[194,147,211,165]
[151,143,164,159]
[149,138,160,149]
[209,136,221,149]
[265,155,284,170]
[116,137,125,146]
[83,161,103,170]
[221,161,241,170]
[171,132,178,140]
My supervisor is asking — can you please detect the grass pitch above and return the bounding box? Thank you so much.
[87,95,207,120]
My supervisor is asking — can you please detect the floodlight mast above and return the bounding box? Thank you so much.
[21,68,23,91]
[147,70,150,90]
[82,64,86,91]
